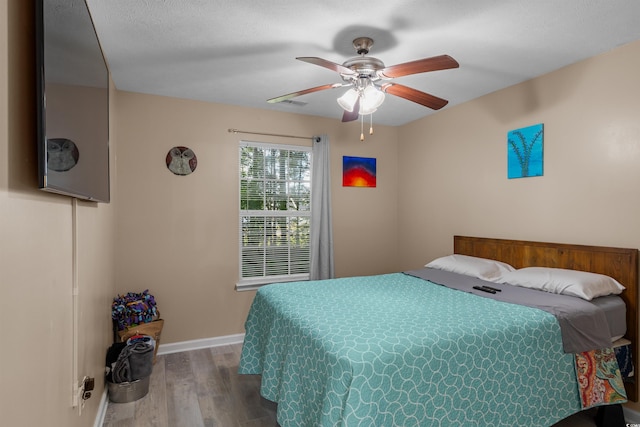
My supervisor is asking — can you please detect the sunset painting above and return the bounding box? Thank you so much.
[343,156,376,187]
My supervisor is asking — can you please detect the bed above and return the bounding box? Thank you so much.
[239,236,638,426]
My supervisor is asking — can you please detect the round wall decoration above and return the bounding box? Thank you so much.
[166,146,197,175]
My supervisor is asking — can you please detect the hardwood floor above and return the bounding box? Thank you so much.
[102,343,599,426]
[103,344,278,427]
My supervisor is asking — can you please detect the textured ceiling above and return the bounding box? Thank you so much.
[85,0,640,126]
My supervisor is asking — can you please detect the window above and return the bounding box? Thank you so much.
[237,141,312,290]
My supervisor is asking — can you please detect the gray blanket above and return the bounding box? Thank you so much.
[404,268,612,354]
[112,342,154,383]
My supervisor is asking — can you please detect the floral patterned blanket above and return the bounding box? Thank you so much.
[575,347,627,409]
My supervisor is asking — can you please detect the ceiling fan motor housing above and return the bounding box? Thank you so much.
[342,56,385,79]
[341,37,385,79]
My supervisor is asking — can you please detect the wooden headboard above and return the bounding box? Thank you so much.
[454,235,639,402]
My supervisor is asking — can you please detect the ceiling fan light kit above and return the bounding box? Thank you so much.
[337,83,385,114]
[337,88,359,112]
[359,85,385,115]
[268,36,459,141]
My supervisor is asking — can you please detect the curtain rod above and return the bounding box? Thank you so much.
[228,128,319,142]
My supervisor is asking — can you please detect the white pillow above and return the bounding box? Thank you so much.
[425,254,516,281]
[497,267,625,300]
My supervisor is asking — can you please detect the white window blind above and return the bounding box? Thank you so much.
[237,141,312,290]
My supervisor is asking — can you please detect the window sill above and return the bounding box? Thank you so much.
[235,274,310,291]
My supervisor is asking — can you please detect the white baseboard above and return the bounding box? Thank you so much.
[93,389,108,427]
[156,333,245,356]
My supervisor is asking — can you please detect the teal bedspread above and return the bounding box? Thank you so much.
[239,273,584,426]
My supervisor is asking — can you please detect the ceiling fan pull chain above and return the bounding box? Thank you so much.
[360,113,365,141]
[369,113,374,135]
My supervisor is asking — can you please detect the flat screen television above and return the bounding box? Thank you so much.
[35,0,110,202]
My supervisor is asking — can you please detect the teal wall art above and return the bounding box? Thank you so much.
[507,123,544,179]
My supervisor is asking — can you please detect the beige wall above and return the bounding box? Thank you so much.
[397,39,640,269]
[113,92,399,344]
[0,1,117,426]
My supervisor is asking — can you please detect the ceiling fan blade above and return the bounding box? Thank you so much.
[267,83,343,104]
[379,55,459,79]
[341,96,360,122]
[297,57,357,76]
[381,83,449,110]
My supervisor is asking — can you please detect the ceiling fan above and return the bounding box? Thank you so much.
[267,37,459,124]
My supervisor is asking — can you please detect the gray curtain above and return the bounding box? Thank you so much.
[309,134,335,280]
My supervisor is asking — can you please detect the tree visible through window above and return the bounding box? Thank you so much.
[238,141,312,288]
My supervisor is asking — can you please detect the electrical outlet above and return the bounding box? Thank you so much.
[77,376,89,416]
[82,377,94,401]
[84,377,95,393]
[74,376,95,415]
